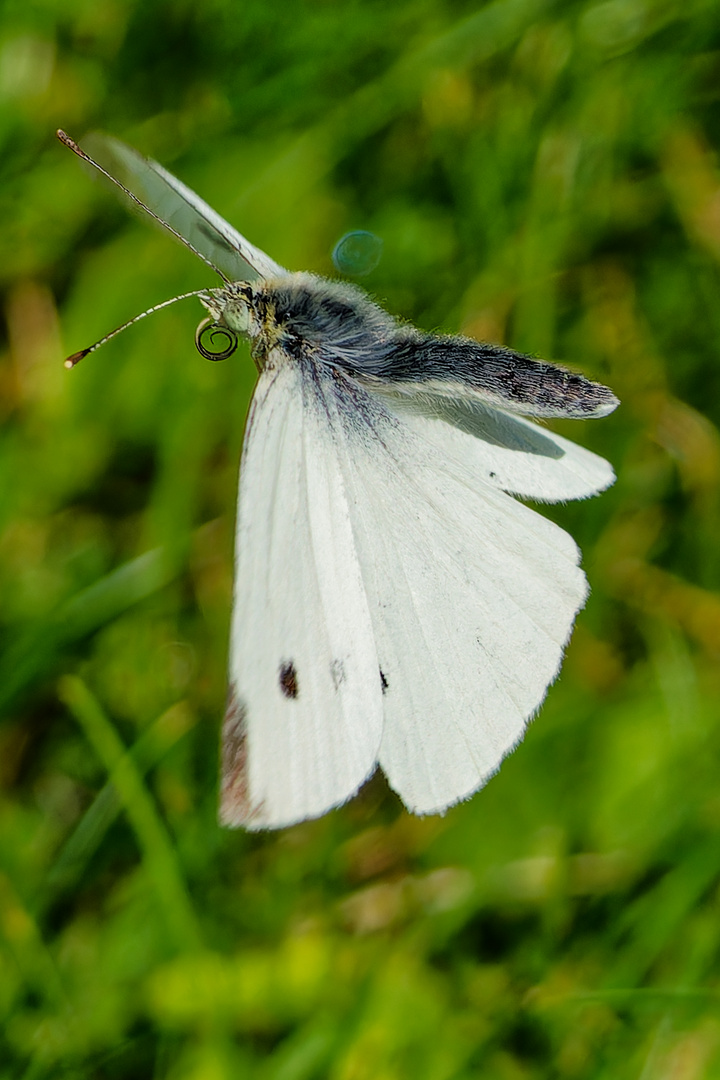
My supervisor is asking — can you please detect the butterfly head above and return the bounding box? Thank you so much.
[197,281,290,368]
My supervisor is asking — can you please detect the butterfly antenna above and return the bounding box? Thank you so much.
[57,129,231,285]
[64,290,212,368]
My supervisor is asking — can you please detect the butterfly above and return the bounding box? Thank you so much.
[59,130,618,830]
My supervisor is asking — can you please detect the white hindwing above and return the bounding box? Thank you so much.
[222,355,591,826]
[377,391,615,503]
[311,367,589,816]
[221,355,383,829]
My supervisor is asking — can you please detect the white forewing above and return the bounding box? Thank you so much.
[221,355,384,829]
[311,369,589,815]
[84,134,287,283]
[378,391,615,502]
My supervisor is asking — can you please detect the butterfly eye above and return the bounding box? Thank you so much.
[195,318,238,361]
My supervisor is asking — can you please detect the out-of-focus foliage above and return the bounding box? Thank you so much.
[2,0,720,1077]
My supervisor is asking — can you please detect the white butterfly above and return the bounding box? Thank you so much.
[59,131,618,830]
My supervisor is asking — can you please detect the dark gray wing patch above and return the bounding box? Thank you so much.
[366,336,618,420]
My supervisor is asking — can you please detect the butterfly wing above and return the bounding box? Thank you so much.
[313,369,591,816]
[225,354,596,826]
[377,390,615,503]
[83,134,287,283]
[220,355,384,829]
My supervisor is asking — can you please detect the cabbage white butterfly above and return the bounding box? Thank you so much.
[59,130,618,830]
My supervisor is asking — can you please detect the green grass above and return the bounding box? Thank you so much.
[3,0,720,1076]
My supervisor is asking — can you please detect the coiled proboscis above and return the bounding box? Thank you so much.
[195,319,238,361]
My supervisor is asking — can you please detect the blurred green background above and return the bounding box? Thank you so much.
[2,0,720,1076]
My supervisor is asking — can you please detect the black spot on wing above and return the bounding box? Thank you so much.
[279,660,299,699]
[380,669,389,694]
